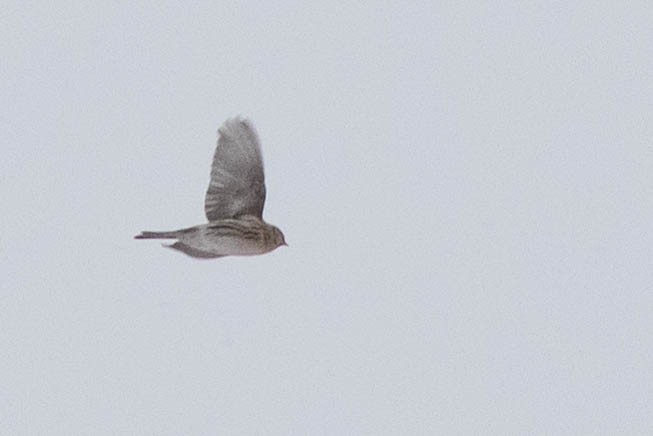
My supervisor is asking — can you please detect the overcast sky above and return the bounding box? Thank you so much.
[2,1,652,434]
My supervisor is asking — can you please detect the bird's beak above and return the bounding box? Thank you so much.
[283,241,288,246]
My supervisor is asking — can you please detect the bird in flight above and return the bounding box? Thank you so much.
[135,117,287,258]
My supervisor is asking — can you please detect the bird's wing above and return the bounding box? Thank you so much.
[204,117,266,221]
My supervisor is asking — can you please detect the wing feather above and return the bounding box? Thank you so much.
[204,117,266,220]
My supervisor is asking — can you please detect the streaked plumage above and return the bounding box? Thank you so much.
[135,117,286,259]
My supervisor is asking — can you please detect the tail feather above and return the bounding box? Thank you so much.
[134,230,179,239]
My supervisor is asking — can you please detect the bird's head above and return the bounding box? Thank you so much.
[271,226,288,248]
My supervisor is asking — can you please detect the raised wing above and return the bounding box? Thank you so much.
[204,117,266,221]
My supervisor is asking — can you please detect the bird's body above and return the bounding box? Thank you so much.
[136,216,283,258]
[135,118,286,259]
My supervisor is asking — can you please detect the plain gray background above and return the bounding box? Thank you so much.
[2,1,652,434]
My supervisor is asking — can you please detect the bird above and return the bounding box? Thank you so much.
[135,117,287,259]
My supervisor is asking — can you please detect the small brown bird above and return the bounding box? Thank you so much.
[135,117,287,258]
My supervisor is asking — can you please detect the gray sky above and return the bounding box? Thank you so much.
[2,1,652,434]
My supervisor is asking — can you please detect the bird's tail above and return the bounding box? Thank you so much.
[134,230,180,239]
